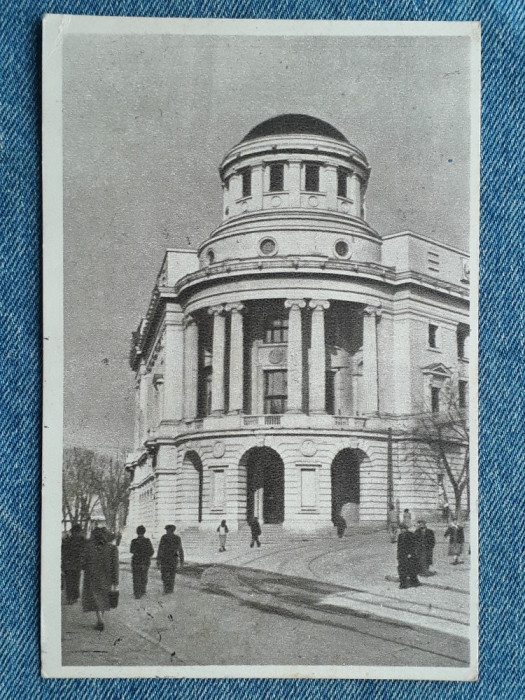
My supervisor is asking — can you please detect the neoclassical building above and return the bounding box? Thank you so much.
[125,114,470,537]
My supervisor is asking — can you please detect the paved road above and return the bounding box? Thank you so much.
[62,562,469,668]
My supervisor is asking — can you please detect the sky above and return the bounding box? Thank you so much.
[62,30,473,454]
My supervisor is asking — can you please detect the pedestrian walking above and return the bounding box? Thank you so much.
[217,520,229,552]
[397,522,420,589]
[157,524,184,594]
[334,513,347,539]
[444,518,465,565]
[81,527,119,631]
[249,517,262,548]
[130,525,155,598]
[402,508,412,529]
[388,504,398,543]
[414,520,436,576]
[61,524,86,605]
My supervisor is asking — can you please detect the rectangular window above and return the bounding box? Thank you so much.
[300,468,317,509]
[428,250,440,273]
[269,162,285,192]
[264,370,288,414]
[428,324,438,349]
[326,371,335,415]
[337,168,348,198]
[241,168,251,198]
[431,386,440,413]
[304,163,320,192]
[459,380,468,408]
[457,324,469,359]
[212,469,226,509]
[264,317,288,344]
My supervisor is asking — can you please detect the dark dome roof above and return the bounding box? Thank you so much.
[241,114,349,144]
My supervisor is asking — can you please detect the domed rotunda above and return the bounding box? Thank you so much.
[126,114,470,539]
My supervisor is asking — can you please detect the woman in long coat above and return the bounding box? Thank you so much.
[82,528,119,630]
[444,519,465,565]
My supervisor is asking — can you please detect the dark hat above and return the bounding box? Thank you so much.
[165,524,176,531]
[136,525,146,535]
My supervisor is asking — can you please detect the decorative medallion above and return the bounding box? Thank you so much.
[301,440,317,457]
[308,195,319,207]
[340,201,349,213]
[271,196,281,208]
[269,348,285,365]
[259,237,277,256]
[212,441,225,458]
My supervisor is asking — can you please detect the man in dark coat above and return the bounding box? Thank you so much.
[157,525,184,594]
[414,520,436,576]
[130,525,155,599]
[397,523,421,589]
[249,517,262,548]
[61,524,86,604]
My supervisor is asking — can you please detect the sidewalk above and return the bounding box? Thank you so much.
[120,522,471,639]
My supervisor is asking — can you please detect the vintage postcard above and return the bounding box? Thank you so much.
[42,16,480,679]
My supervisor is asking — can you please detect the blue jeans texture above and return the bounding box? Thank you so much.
[0,0,522,697]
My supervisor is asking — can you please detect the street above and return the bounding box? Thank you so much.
[62,539,469,668]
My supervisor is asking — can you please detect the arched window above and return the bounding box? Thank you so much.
[264,316,288,343]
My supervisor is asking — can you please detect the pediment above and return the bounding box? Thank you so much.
[421,362,452,377]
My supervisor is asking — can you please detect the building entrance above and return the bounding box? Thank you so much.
[243,447,285,524]
[182,451,204,523]
[331,448,365,524]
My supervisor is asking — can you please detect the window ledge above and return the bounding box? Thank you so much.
[427,346,442,353]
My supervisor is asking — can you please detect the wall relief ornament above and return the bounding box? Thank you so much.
[212,441,226,458]
[301,440,317,457]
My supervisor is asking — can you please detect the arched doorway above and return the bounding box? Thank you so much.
[331,448,366,524]
[241,447,285,524]
[182,451,204,523]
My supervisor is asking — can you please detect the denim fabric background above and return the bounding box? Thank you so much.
[0,0,522,696]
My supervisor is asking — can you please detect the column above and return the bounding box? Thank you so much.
[208,305,226,415]
[163,303,185,422]
[138,360,148,444]
[251,165,263,209]
[287,160,302,207]
[324,165,338,210]
[349,172,361,217]
[133,376,141,448]
[226,302,245,413]
[183,314,199,420]
[284,299,306,412]
[309,300,330,414]
[362,305,381,414]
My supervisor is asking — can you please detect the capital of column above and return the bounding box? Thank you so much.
[284,299,306,310]
[363,304,382,320]
[208,304,225,317]
[183,313,198,328]
[224,302,245,314]
[309,299,330,312]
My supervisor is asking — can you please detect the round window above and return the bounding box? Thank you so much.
[335,240,350,258]
[206,249,215,264]
[259,238,277,256]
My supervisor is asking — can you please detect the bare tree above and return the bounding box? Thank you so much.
[410,380,469,520]
[62,447,100,530]
[92,455,131,535]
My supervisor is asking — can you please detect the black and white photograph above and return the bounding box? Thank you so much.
[42,16,479,679]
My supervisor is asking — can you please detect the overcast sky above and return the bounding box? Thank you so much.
[62,30,472,454]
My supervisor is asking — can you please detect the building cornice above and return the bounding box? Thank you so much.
[382,229,469,258]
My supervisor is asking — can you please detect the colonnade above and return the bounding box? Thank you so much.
[136,299,382,444]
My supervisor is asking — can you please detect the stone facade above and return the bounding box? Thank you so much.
[125,115,470,540]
